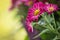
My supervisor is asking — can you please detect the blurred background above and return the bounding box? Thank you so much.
[0,0,29,40]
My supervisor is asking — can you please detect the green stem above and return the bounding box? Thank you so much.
[33,29,49,39]
[51,13,60,34]
[52,13,56,29]
[41,14,55,31]
[33,14,59,39]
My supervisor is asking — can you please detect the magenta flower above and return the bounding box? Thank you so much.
[27,2,45,21]
[44,3,58,14]
[25,2,45,32]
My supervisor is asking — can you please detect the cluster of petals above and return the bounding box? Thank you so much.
[44,3,58,14]
[25,2,58,32]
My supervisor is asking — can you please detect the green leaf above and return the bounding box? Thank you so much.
[48,0,57,3]
[53,36,57,40]
[33,29,49,39]
[57,34,60,40]
[56,22,60,31]
[57,11,60,16]
[41,32,56,40]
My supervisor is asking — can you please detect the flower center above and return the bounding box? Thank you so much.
[34,9,40,16]
[49,7,54,12]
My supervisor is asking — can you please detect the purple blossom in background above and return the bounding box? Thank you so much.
[10,0,21,10]
[9,0,39,10]
[24,0,37,6]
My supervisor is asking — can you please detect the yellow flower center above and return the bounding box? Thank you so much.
[49,7,54,12]
[28,1,33,5]
[34,9,40,16]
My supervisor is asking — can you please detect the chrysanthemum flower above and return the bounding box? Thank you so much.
[27,2,45,21]
[25,2,45,32]
[44,3,58,14]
